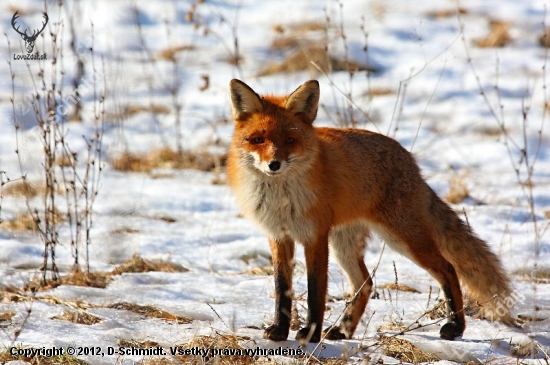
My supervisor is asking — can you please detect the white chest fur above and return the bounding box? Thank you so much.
[234,170,317,244]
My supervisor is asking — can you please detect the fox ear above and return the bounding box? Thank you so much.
[229,79,263,121]
[285,80,320,124]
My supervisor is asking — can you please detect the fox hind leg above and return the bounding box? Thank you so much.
[325,224,372,340]
[388,227,465,340]
[417,254,465,340]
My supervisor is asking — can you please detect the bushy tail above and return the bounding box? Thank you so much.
[429,190,517,325]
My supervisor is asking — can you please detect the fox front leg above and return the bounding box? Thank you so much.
[295,233,329,343]
[264,237,295,341]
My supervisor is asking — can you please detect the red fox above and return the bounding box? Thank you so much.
[227,79,514,343]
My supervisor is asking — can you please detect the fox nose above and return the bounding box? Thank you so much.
[268,160,281,171]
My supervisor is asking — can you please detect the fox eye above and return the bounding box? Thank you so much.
[250,136,264,144]
[285,137,295,144]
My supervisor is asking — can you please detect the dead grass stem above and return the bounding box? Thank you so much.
[0,213,39,232]
[475,20,511,48]
[365,88,394,97]
[112,253,188,275]
[379,283,420,293]
[426,8,468,19]
[173,333,252,364]
[111,148,226,174]
[0,346,88,365]
[156,45,196,62]
[540,27,550,47]
[118,339,161,348]
[52,309,102,325]
[1,180,40,198]
[445,173,470,204]
[124,104,171,117]
[380,336,440,363]
[108,302,192,324]
[0,312,15,321]
[258,46,374,77]
[377,319,409,333]
[25,266,112,291]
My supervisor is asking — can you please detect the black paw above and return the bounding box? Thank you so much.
[323,326,347,340]
[439,321,463,340]
[296,326,321,343]
[264,324,289,341]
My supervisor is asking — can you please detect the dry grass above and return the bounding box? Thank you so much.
[0,347,88,365]
[513,268,550,284]
[57,267,112,288]
[118,339,161,348]
[445,173,470,204]
[6,6,32,16]
[117,339,176,364]
[425,300,447,320]
[239,252,271,265]
[149,172,176,179]
[51,309,102,325]
[173,333,252,365]
[270,36,302,51]
[426,8,468,18]
[39,295,96,310]
[124,104,171,117]
[0,289,97,314]
[509,342,542,358]
[12,254,187,293]
[517,314,548,323]
[540,27,550,48]
[241,266,273,276]
[269,22,326,50]
[141,358,180,365]
[55,154,75,167]
[1,180,40,198]
[0,289,34,303]
[156,45,196,62]
[108,302,193,324]
[539,27,550,48]
[258,45,375,77]
[380,336,440,363]
[111,227,140,234]
[0,312,15,321]
[307,360,347,365]
[262,17,377,77]
[379,283,420,293]
[111,148,226,174]
[475,20,511,48]
[25,267,113,291]
[110,151,157,173]
[365,88,394,97]
[287,21,327,33]
[112,253,188,275]
[155,215,177,223]
[223,54,244,66]
[0,213,39,232]
[239,252,273,276]
[105,104,171,121]
[377,319,409,333]
[476,126,503,137]
[372,2,386,19]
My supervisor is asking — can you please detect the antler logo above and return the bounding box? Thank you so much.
[11,11,49,54]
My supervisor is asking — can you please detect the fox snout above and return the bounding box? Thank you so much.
[268,160,281,171]
[250,152,289,176]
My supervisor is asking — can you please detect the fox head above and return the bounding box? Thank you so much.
[229,79,320,176]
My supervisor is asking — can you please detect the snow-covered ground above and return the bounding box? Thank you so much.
[0,0,549,363]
